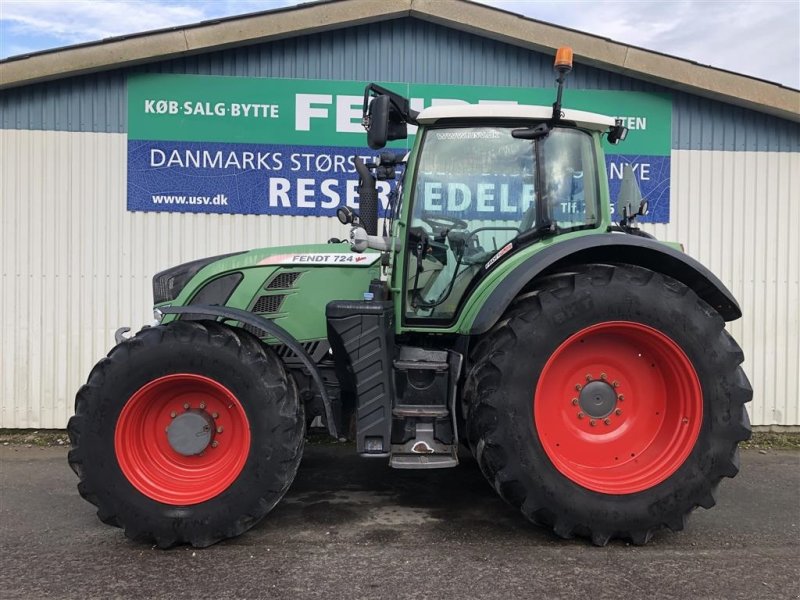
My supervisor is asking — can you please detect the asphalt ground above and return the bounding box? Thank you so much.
[1,443,798,600]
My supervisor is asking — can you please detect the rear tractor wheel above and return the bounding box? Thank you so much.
[67,320,304,548]
[464,263,751,545]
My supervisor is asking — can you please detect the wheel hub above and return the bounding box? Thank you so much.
[115,373,250,505]
[578,380,617,418]
[166,410,216,456]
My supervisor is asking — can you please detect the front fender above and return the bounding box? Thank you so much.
[468,233,741,335]
[157,305,337,439]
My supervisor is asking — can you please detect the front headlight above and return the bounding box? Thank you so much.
[152,253,242,304]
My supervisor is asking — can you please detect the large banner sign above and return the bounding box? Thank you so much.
[127,74,672,222]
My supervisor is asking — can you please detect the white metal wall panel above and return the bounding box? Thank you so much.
[1,130,798,427]
[644,149,800,427]
[0,129,342,428]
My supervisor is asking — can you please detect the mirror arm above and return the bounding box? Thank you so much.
[362,83,419,126]
[619,200,649,230]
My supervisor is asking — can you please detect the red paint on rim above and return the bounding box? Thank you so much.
[534,322,703,494]
[114,374,251,505]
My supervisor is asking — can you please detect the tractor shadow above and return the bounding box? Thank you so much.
[245,437,559,546]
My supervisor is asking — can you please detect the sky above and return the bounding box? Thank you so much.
[1,0,798,88]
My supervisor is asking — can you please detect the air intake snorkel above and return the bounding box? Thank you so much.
[354,157,378,236]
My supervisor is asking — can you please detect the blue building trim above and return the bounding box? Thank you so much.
[1,18,798,151]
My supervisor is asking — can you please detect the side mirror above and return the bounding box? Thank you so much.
[366,95,409,150]
[366,95,391,150]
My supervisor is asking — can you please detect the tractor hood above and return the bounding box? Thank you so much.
[153,244,383,343]
[154,244,381,304]
[154,243,382,304]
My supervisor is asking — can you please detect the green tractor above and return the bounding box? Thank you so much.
[68,48,751,548]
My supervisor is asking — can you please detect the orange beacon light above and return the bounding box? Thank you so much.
[554,46,574,74]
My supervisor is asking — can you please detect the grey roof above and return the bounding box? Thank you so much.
[1,0,798,122]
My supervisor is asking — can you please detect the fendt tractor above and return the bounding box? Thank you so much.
[68,48,752,548]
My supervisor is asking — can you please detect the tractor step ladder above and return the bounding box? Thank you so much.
[388,349,461,469]
[389,422,458,469]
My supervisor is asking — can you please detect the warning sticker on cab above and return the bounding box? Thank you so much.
[258,253,381,266]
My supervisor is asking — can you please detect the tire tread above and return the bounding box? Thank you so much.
[463,263,752,546]
[67,320,304,548]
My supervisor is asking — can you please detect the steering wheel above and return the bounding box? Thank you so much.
[421,214,468,231]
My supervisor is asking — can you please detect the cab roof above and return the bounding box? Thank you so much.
[416,104,617,132]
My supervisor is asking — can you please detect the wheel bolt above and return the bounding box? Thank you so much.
[682,417,689,424]
[612,381,619,388]
[577,412,585,419]
[216,426,224,434]
[615,409,622,416]
[575,384,582,391]
[211,441,219,448]
[199,402,206,410]
[617,394,624,401]
[571,398,578,405]
[212,412,219,419]
[589,419,596,427]
[600,373,607,380]
[170,411,177,418]
[183,403,190,410]
[603,418,611,425]
[585,374,592,381]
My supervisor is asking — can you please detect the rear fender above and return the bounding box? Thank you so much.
[469,233,741,335]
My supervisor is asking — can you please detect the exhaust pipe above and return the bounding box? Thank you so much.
[354,157,378,236]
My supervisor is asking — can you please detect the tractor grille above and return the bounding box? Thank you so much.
[242,293,287,338]
[273,341,330,364]
[252,294,286,314]
[275,340,325,361]
[243,323,267,338]
[153,278,171,304]
[238,331,329,365]
[266,271,301,290]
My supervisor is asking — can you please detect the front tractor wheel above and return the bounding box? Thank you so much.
[464,264,752,545]
[67,321,304,548]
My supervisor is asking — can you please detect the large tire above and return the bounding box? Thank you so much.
[67,320,304,548]
[464,263,751,545]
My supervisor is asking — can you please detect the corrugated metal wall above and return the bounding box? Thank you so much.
[1,17,798,428]
[647,150,800,426]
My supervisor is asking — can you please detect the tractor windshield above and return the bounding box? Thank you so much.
[404,125,599,322]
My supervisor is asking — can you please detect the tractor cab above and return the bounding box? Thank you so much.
[354,77,629,327]
[399,107,610,323]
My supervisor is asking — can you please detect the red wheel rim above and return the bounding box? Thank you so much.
[114,373,251,505]
[534,321,702,494]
